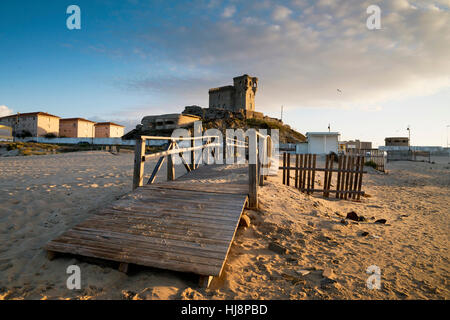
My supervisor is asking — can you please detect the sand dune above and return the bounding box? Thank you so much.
[0,151,448,299]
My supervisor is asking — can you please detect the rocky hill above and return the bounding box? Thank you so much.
[123,107,306,144]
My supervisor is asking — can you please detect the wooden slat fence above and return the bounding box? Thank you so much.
[346,148,385,172]
[281,153,365,200]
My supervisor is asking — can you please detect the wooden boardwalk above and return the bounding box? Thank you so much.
[45,165,249,285]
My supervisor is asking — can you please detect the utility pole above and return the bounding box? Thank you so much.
[281,105,283,122]
[13,112,19,142]
[407,125,411,151]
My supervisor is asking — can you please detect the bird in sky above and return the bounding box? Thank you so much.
[337,89,342,93]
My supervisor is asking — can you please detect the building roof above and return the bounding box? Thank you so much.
[0,112,60,119]
[60,117,96,124]
[94,122,125,128]
[233,74,257,80]
[385,137,408,140]
[306,132,340,136]
[208,85,235,93]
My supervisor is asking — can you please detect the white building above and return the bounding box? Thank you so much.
[296,132,340,154]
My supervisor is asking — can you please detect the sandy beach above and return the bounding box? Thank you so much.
[0,151,448,299]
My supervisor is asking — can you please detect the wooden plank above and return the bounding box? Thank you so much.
[298,154,303,191]
[167,145,175,181]
[323,155,329,197]
[143,183,248,195]
[344,156,352,200]
[132,138,146,190]
[199,275,213,288]
[327,155,334,197]
[147,156,165,185]
[347,156,355,200]
[356,156,364,200]
[311,154,317,193]
[248,163,258,209]
[336,155,343,198]
[299,189,364,195]
[286,153,290,186]
[295,154,299,189]
[306,154,311,194]
[302,154,307,192]
[278,167,366,173]
[282,153,286,185]
[46,240,220,276]
[352,156,360,200]
[339,156,347,199]
[73,221,233,245]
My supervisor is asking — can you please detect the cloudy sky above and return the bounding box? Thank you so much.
[0,0,449,146]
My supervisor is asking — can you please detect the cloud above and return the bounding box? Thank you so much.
[272,5,293,21]
[222,5,236,18]
[120,0,450,113]
[0,105,13,117]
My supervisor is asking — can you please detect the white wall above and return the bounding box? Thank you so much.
[17,137,167,146]
[307,135,338,154]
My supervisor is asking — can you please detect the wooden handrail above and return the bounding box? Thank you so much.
[142,142,220,161]
[139,135,220,141]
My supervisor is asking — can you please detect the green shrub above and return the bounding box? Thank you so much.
[364,160,377,169]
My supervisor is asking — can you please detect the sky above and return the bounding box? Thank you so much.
[0,0,449,147]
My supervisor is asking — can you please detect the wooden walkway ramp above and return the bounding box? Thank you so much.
[45,165,249,286]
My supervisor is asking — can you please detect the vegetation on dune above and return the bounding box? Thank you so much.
[202,118,306,144]
[364,160,378,169]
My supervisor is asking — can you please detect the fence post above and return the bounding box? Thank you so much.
[259,137,266,186]
[167,141,175,181]
[133,138,146,190]
[248,130,258,209]
[191,138,195,170]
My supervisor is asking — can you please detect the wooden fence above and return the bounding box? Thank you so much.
[386,150,431,163]
[133,129,273,209]
[281,153,365,200]
[346,148,385,172]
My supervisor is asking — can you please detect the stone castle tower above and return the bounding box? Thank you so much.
[208,74,258,112]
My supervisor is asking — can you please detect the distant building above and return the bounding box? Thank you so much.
[339,140,372,152]
[0,112,60,137]
[303,132,340,154]
[385,137,409,147]
[141,113,201,131]
[94,122,125,138]
[0,125,13,141]
[209,74,258,112]
[59,118,96,138]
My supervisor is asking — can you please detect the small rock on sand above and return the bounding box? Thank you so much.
[346,211,359,221]
[375,219,387,224]
[361,231,369,237]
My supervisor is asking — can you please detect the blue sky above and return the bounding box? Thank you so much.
[0,0,449,147]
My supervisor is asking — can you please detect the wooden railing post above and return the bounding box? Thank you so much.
[167,141,175,181]
[248,130,258,209]
[223,136,227,164]
[133,138,146,190]
[259,137,266,186]
[191,138,196,170]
